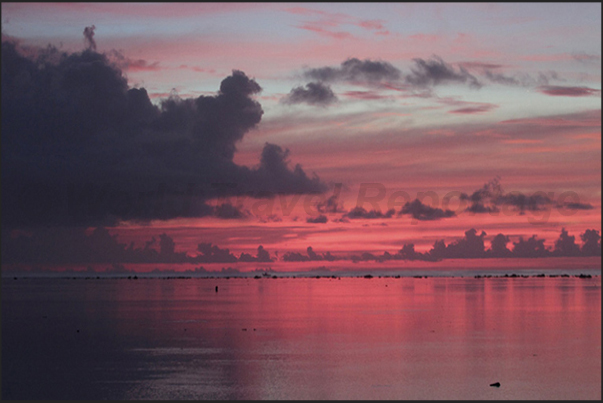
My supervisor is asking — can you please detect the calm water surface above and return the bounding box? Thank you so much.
[2,276,601,400]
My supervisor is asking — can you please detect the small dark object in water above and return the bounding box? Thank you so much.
[76,329,80,333]
[215,286,218,292]
[490,382,500,387]
[364,274,373,279]
[242,328,247,331]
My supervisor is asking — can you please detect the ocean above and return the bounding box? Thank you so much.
[2,274,601,400]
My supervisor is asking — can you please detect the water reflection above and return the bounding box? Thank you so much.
[2,277,601,399]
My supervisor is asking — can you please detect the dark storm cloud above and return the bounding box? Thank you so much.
[83,25,96,51]
[246,143,325,194]
[214,203,247,219]
[303,57,402,84]
[536,85,601,97]
[405,56,481,89]
[1,36,326,228]
[399,199,456,221]
[316,192,344,214]
[281,82,337,106]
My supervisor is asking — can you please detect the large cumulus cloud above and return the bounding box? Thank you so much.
[2,36,326,227]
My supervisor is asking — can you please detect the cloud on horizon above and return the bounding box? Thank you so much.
[461,178,594,214]
[399,199,456,221]
[537,85,601,97]
[344,206,395,219]
[2,226,600,268]
[306,214,329,223]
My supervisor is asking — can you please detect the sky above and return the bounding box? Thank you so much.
[1,3,601,269]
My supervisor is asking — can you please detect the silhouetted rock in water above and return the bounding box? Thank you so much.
[364,274,373,279]
[490,382,500,387]
[215,286,218,292]
[577,274,592,278]
[254,275,261,279]
[272,275,277,279]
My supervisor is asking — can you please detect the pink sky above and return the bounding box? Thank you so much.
[1,3,600,263]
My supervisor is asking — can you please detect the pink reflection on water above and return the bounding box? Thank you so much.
[83,276,603,399]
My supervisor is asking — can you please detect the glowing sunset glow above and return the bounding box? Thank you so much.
[1,3,601,272]
[1,4,601,400]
